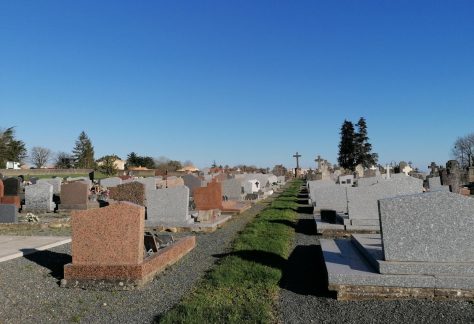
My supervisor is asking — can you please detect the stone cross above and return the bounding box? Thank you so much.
[293,152,301,169]
[315,155,323,170]
[385,164,393,179]
[369,165,377,171]
[428,162,438,175]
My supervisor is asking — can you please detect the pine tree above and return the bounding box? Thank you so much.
[354,117,378,167]
[338,120,356,170]
[0,127,27,168]
[72,131,95,168]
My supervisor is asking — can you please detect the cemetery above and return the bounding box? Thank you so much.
[1,148,473,322]
[1,2,474,321]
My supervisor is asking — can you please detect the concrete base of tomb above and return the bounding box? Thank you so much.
[146,214,232,233]
[62,236,195,289]
[58,202,100,211]
[221,201,252,214]
[320,236,474,300]
[314,213,380,236]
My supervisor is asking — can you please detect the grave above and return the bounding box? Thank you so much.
[100,177,122,188]
[0,204,18,223]
[3,178,21,196]
[344,176,423,228]
[146,186,192,227]
[59,182,98,210]
[193,181,223,210]
[63,202,196,289]
[337,175,354,186]
[109,182,146,206]
[23,182,55,212]
[182,174,203,197]
[37,178,62,195]
[321,191,474,300]
[221,179,243,201]
[0,178,21,208]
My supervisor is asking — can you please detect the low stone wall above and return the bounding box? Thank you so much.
[0,169,93,177]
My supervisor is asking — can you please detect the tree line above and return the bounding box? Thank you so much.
[0,128,190,175]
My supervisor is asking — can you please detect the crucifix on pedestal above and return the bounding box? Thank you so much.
[293,152,301,177]
[315,155,323,170]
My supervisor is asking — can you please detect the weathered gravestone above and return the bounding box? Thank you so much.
[63,202,196,288]
[182,174,203,197]
[355,164,364,178]
[38,178,62,195]
[109,182,146,206]
[0,204,18,223]
[24,182,55,212]
[146,186,192,226]
[221,178,243,201]
[100,177,122,188]
[60,182,95,210]
[440,160,464,193]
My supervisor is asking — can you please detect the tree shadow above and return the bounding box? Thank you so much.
[21,249,72,281]
[296,205,313,214]
[279,244,336,298]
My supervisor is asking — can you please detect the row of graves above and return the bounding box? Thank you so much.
[306,160,473,300]
[0,172,286,289]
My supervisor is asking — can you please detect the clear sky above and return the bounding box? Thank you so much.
[1,1,473,171]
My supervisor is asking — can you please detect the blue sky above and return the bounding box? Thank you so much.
[1,1,473,171]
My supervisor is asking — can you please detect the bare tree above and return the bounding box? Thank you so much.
[452,133,474,168]
[30,146,52,168]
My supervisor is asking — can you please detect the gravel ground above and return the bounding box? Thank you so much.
[278,211,474,324]
[0,201,271,324]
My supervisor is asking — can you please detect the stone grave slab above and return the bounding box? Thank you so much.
[379,191,474,263]
[146,186,192,226]
[24,182,55,212]
[63,202,196,288]
[0,204,18,223]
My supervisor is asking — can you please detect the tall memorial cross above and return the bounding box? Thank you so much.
[293,152,302,169]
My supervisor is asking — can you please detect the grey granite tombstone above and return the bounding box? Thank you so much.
[221,179,243,201]
[3,178,21,196]
[100,177,122,188]
[427,176,441,189]
[182,174,203,197]
[38,178,62,195]
[346,176,423,225]
[30,177,38,184]
[313,185,348,213]
[146,186,192,226]
[0,204,18,223]
[308,180,336,204]
[24,182,55,212]
[379,191,474,263]
[134,177,157,207]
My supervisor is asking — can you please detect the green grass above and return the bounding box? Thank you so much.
[159,180,302,324]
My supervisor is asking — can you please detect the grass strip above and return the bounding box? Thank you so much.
[159,180,303,323]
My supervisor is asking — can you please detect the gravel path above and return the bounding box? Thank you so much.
[0,201,270,324]
[278,211,474,324]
